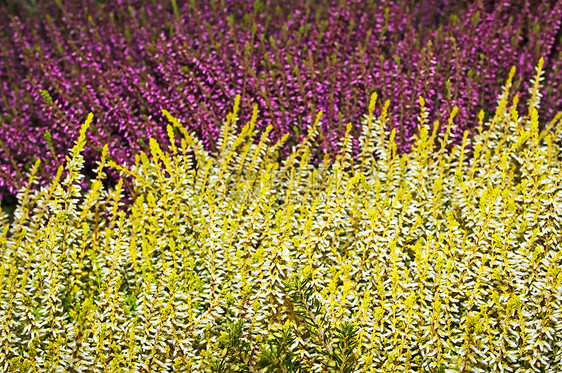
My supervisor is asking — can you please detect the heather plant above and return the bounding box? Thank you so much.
[1,0,561,197]
[1,66,562,371]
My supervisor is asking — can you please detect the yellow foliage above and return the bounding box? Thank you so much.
[1,67,562,371]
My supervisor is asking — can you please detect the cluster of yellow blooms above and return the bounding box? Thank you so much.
[1,62,561,372]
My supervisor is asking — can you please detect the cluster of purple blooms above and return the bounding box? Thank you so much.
[0,0,561,198]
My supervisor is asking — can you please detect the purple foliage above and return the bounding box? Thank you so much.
[0,0,560,196]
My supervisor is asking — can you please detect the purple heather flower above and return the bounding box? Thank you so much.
[0,0,560,196]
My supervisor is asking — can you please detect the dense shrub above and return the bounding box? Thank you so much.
[1,0,561,195]
[1,67,561,371]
